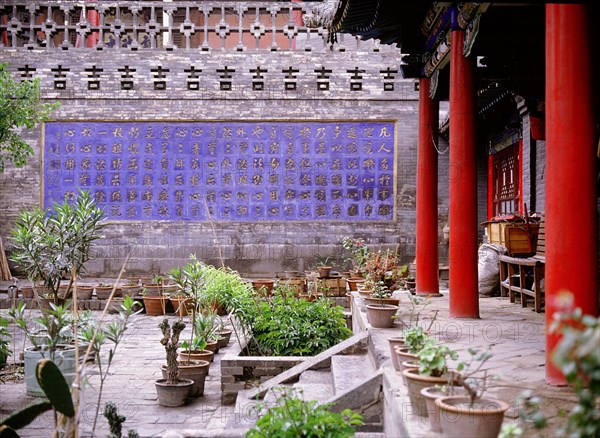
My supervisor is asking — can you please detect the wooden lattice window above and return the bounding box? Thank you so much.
[491,143,520,216]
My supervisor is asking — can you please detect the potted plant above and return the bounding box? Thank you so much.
[10,189,106,306]
[365,282,398,328]
[435,348,509,437]
[141,287,169,316]
[120,279,141,298]
[9,301,77,396]
[402,339,458,417]
[170,256,216,367]
[314,254,335,278]
[0,315,11,369]
[193,309,220,356]
[95,283,122,300]
[342,236,370,277]
[155,318,194,407]
[395,326,430,372]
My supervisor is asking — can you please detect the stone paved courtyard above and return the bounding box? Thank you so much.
[0,286,580,437]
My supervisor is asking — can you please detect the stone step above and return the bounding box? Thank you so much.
[292,381,334,402]
[331,354,375,395]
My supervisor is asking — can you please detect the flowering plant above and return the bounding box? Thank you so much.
[342,237,370,274]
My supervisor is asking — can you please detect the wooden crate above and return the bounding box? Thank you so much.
[486,222,509,245]
[504,223,539,257]
[313,278,345,297]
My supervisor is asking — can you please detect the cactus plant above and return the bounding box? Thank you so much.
[0,359,74,434]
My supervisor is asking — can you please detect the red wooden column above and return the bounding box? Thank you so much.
[416,77,440,296]
[545,4,598,385]
[449,24,479,318]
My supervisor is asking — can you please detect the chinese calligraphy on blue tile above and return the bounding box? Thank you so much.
[43,121,395,221]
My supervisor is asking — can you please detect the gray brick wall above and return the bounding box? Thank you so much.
[0,48,449,277]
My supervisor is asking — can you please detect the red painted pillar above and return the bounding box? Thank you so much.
[545,4,598,385]
[416,77,440,296]
[449,25,479,318]
[86,1,100,48]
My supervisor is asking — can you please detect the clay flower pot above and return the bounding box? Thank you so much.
[435,395,510,438]
[155,378,194,407]
[365,304,398,328]
[178,349,214,365]
[387,337,405,371]
[251,279,275,297]
[162,360,210,397]
[402,368,450,417]
[143,296,168,316]
[421,386,466,433]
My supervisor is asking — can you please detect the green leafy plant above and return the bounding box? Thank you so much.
[10,189,106,304]
[417,339,457,377]
[0,63,60,173]
[0,315,12,368]
[9,301,74,361]
[342,237,370,274]
[371,281,392,306]
[244,287,352,356]
[403,326,430,354]
[550,303,600,437]
[79,295,141,435]
[246,387,364,438]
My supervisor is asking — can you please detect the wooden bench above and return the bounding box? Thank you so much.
[498,215,545,313]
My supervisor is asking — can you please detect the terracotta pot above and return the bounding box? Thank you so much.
[20,287,35,298]
[142,284,163,297]
[421,386,466,433]
[178,349,214,364]
[402,368,450,417]
[317,266,333,278]
[143,296,168,316]
[251,279,275,297]
[76,286,94,300]
[358,289,373,297]
[365,304,398,328]
[346,278,365,291]
[364,297,400,307]
[387,337,405,371]
[95,285,122,300]
[120,284,141,298]
[203,340,218,354]
[162,360,210,397]
[395,346,419,371]
[155,378,193,407]
[435,396,510,438]
[170,297,191,317]
[216,330,233,352]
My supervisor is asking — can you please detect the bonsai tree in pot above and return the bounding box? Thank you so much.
[10,189,106,305]
[435,347,510,438]
[365,282,398,328]
[155,318,193,407]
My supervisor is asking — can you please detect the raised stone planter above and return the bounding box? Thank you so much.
[220,340,305,405]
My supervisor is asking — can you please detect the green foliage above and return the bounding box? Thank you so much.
[342,237,370,273]
[417,339,457,377]
[245,289,352,356]
[10,189,106,303]
[551,306,600,438]
[246,387,364,438]
[10,301,74,359]
[0,63,60,173]
[0,316,12,367]
[403,326,430,354]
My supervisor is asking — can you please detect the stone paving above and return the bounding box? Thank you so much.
[0,285,580,437]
